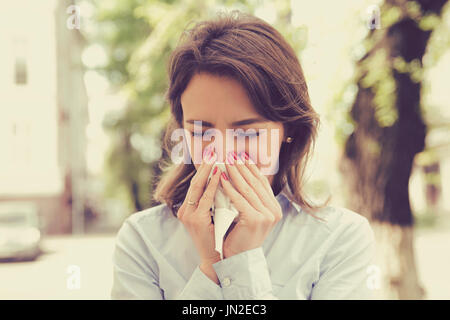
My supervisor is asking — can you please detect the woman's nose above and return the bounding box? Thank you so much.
[203,146,233,164]
[202,130,245,163]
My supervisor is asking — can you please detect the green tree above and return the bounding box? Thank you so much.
[338,0,449,299]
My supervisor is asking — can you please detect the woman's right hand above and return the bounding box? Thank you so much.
[176,148,221,266]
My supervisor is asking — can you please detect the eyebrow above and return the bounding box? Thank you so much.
[185,117,268,127]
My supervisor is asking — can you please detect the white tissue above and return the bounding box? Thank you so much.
[206,162,239,260]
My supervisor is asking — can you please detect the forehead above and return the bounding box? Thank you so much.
[180,72,258,120]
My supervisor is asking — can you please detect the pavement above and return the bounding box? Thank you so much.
[415,228,450,300]
[0,233,116,300]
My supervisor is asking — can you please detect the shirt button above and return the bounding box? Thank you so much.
[222,277,231,287]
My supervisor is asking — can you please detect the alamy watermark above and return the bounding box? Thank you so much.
[66,5,81,30]
[66,264,81,290]
[366,264,382,290]
[367,5,381,30]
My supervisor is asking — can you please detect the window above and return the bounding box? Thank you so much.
[13,37,28,85]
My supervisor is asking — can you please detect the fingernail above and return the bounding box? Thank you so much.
[221,172,228,181]
[208,150,215,161]
[213,166,218,175]
[239,151,249,161]
[227,151,237,165]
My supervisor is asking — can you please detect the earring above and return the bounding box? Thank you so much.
[286,136,293,143]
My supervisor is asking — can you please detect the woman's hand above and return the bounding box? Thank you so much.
[220,151,283,259]
[177,147,221,266]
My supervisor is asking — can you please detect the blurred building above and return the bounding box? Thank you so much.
[0,0,88,234]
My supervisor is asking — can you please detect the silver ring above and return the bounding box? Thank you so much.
[187,200,198,206]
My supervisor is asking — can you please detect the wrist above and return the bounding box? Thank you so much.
[200,253,221,265]
[199,261,220,285]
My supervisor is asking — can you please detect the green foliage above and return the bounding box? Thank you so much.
[422,2,450,69]
[414,209,439,229]
[382,5,402,28]
[304,179,331,204]
[366,136,381,157]
[88,0,209,211]
[332,1,450,140]
[415,148,439,167]
[405,1,422,21]
[360,49,398,128]
[329,81,358,145]
[393,56,423,82]
[419,13,441,31]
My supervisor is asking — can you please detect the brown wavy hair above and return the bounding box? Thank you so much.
[153,10,322,217]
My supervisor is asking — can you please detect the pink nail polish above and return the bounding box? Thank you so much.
[221,172,228,181]
[208,150,215,161]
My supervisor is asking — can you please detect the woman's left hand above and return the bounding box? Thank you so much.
[220,151,283,259]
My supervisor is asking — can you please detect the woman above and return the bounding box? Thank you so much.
[111,10,376,300]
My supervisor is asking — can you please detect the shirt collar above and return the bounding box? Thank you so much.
[275,184,302,214]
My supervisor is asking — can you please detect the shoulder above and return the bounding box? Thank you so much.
[308,205,375,254]
[295,205,375,250]
[112,204,174,281]
[125,203,171,226]
[115,203,176,245]
[301,205,372,233]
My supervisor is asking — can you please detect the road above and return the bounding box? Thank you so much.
[415,228,450,300]
[0,230,449,299]
[0,234,116,300]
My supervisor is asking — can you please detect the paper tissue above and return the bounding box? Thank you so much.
[206,162,239,260]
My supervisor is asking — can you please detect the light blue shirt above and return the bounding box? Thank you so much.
[110,185,376,300]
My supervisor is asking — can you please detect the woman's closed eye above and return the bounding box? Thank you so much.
[190,130,260,138]
[235,131,259,138]
[190,131,207,137]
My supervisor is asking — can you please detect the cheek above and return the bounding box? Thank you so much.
[257,129,283,156]
[189,138,203,165]
[251,128,282,174]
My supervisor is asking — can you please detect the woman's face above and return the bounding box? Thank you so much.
[180,72,285,185]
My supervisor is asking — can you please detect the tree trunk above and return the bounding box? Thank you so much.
[340,0,448,299]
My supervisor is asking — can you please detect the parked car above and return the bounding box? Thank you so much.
[0,202,42,261]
